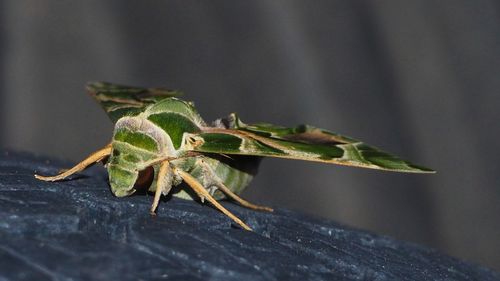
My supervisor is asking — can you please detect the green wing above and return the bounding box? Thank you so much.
[188,113,434,173]
[87,81,182,123]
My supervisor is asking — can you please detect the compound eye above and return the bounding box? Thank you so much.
[133,166,154,192]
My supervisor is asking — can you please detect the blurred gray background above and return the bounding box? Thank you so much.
[1,0,499,271]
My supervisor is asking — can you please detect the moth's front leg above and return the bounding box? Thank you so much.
[150,160,173,215]
[35,143,112,181]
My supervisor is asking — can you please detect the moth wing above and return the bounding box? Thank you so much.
[189,113,434,173]
[86,81,183,123]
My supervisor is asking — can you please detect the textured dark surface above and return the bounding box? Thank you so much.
[0,151,498,281]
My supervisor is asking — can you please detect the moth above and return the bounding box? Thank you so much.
[36,82,434,231]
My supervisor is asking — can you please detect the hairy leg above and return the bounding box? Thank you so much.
[35,143,112,181]
[213,181,273,212]
[196,158,273,212]
[150,160,172,215]
[174,167,252,231]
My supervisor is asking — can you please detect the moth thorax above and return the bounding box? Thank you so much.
[113,116,176,156]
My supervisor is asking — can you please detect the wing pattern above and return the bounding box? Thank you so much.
[87,81,182,123]
[187,113,434,173]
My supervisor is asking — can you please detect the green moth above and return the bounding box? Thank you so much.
[36,82,434,231]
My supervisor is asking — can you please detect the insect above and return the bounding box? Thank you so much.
[35,82,434,231]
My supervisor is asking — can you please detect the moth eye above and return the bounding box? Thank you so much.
[133,166,154,192]
[112,150,121,157]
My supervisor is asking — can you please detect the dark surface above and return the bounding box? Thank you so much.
[0,151,498,281]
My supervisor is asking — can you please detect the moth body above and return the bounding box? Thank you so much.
[108,97,260,199]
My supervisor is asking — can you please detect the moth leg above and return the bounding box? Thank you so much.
[35,143,112,181]
[196,159,273,212]
[174,167,252,231]
[213,182,273,212]
[150,160,172,215]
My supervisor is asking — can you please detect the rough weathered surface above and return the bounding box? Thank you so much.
[0,150,498,281]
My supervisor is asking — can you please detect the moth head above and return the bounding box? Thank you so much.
[107,117,163,197]
[106,146,155,197]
